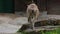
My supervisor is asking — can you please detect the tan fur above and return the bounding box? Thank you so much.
[26,3,40,30]
[27,3,39,21]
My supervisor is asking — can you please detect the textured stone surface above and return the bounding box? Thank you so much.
[0,13,60,33]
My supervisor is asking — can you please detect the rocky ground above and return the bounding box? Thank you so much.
[0,13,28,34]
[0,12,60,34]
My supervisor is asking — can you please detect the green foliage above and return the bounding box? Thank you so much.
[45,28,60,34]
[17,27,60,34]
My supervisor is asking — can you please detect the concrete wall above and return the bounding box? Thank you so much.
[47,0,60,15]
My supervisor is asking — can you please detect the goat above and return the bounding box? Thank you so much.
[26,2,40,30]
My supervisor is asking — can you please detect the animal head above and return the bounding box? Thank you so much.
[27,3,39,10]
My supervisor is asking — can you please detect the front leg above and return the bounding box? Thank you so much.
[32,22,35,30]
